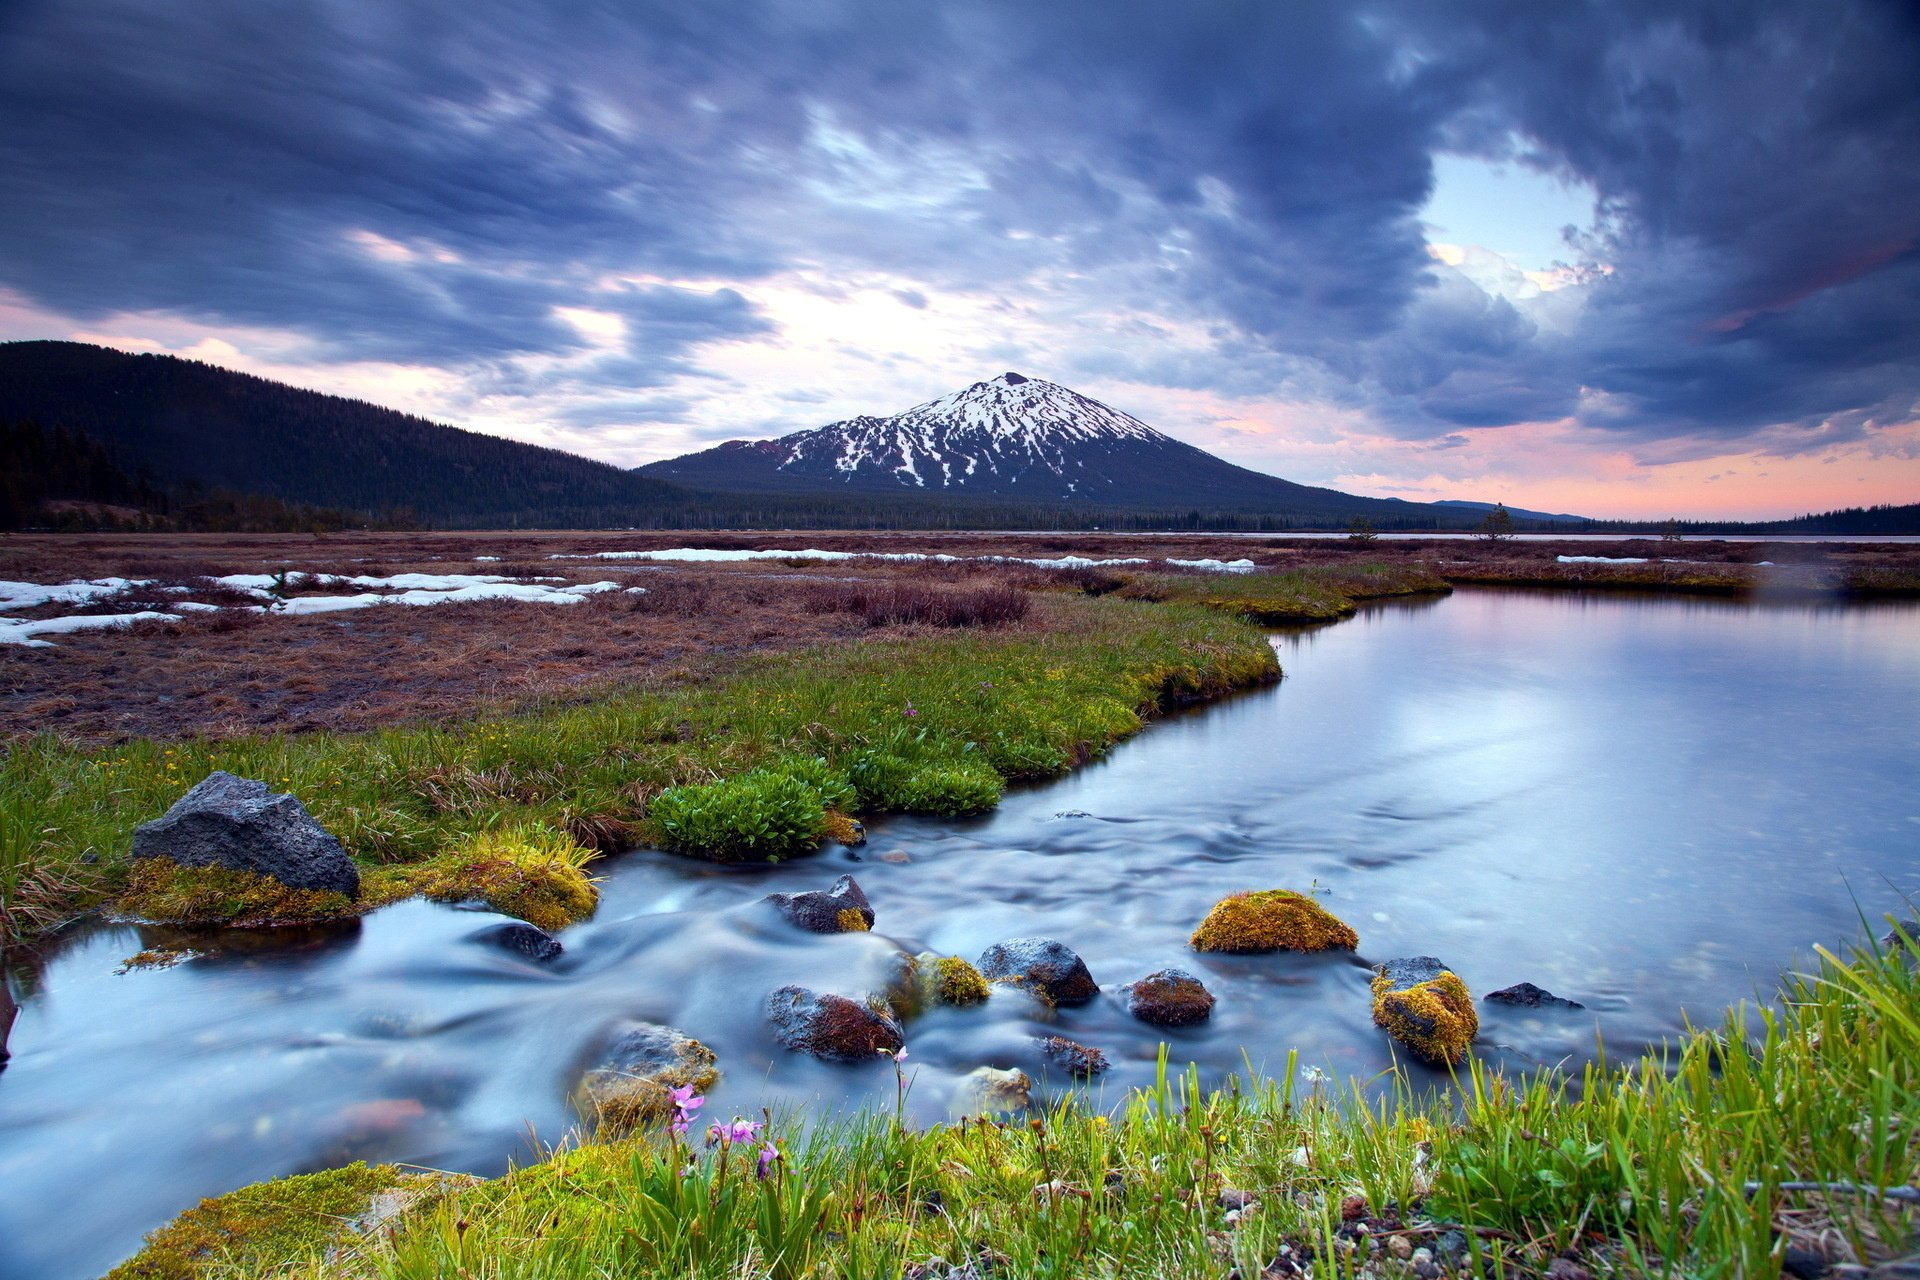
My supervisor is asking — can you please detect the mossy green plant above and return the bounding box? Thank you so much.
[105,1161,410,1280]
[931,955,991,1006]
[406,825,598,931]
[649,767,831,862]
[1371,965,1478,1067]
[1190,889,1358,953]
[113,859,377,929]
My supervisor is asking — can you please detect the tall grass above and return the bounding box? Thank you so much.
[0,595,1278,943]
[123,934,1920,1278]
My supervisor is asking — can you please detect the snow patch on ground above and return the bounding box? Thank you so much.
[0,578,152,610]
[1556,555,1650,564]
[0,610,182,647]
[1165,558,1257,573]
[554,548,1220,572]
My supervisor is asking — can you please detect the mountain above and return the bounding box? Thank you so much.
[640,372,1505,524]
[1432,499,1593,523]
[0,340,690,527]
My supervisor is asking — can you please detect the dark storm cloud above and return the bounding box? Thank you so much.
[0,0,1915,447]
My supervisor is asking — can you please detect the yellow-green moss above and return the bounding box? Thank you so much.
[835,906,872,933]
[821,810,867,846]
[933,955,991,1006]
[1370,969,1477,1067]
[1190,890,1358,953]
[112,825,597,933]
[112,859,381,929]
[105,1161,409,1280]
[403,826,599,932]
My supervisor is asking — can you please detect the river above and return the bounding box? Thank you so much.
[2,587,1917,1279]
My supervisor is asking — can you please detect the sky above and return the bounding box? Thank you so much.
[1,1,1917,520]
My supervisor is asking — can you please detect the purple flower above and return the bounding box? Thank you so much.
[728,1118,762,1144]
[756,1142,780,1180]
[904,702,917,718]
[669,1085,704,1112]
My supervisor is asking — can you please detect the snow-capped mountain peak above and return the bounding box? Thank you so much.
[767,372,1171,491]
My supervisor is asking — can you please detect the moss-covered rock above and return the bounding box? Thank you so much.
[408,826,598,931]
[951,1065,1033,1118]
[977,938,1099,1007]
[1036,1034,1108,1079]
[766,985,905,1063]
[104,1161,463,1280]
[1189,890,1357,953]
[763,874,874,934]
[1370,956,1478,1067]
[1121,967,1216,1026]
[929,955,991,1006]
[574,1022,719,1135]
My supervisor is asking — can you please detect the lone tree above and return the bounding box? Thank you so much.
[1347,516,1378,544]
[1477,503,1514,541]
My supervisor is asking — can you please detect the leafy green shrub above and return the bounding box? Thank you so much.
[770,755,856,811]
[849,751,1002,814]
[650,770,829,862]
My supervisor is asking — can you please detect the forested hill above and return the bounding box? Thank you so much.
[0,340,689,526]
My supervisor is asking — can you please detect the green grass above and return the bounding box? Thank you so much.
[1118,562,1450,624]
[0,595,1279,943]
[119,929,1920,1279]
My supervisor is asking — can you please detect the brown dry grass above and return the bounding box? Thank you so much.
[6,529,1917,746]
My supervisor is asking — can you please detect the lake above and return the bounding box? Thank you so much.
[2,587,1917,1280]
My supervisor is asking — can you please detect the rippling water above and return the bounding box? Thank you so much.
[3,588,1918,1280]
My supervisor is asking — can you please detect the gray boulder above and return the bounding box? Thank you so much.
[766,985,904,1062]
[132,772,359,897]
[575,1021,718,1131]
[1485,981,1583,1010]
[764,874,874,934]
[977,938,1098,1007]
[1036,1034,1108,1078]
[472,921,562,962]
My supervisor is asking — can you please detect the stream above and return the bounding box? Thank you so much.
[3,587,1918,1279]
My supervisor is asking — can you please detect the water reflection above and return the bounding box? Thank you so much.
[2,588,1917,1279]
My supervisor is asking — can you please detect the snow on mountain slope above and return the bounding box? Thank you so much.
[771,372,1167,492]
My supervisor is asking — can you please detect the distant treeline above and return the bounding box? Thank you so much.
[1578,503,1920,537]
[0,418,409,533]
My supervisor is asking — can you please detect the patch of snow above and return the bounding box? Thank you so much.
[474,556,502,562]
[271,580,621,614]
[341,572,563,590]
[1166,558,1257,573]
[0,610,181,646]
[1556,555,1649,564]
[0,578,152,610]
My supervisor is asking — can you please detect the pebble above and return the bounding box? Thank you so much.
[1386,1235,1413,1260]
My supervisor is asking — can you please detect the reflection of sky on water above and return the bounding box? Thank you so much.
[2,588,1917,1280]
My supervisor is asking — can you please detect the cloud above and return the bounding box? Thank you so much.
[0,0,1914,488]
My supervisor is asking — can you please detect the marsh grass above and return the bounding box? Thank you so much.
[1119,563,1450,624]
[127,932,1920,1279]
[0,595,1278,941]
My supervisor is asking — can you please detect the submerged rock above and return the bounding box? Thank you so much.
[0,981,14,1067]
[764,874,874,934]
[1121,968,1217,1026]
[1371,957,1478,1067]
[977,938,1098,1007]
[131,771,360,898]
[951,1065,1032,1117]
[1485,981,1583,1010]
[766,985,904,1062]
[575,1021,719,1133]
[471,921,563,962]
[1190,890,1356,953]
[1036,1035,1108,1078]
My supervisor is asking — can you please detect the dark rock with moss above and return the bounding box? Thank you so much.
[1880,918,1920,951]
[1371,956,1478,1067]
[132,772,359,898]
[1190,890,1356,953]
[575,1021,719,1133]
[977,938,1098,1007]
[472,921,562,962]
[766,985,904,1062]
[1485,981,1582,1010]
[1037,1034,1108,1078]
[764,874,874,933]
[0,980,14,1067]
[1121,968,1216,1026]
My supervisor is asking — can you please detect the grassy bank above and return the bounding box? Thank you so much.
[0,593,1279,945]
[1115,562,1450,624]
[113,929,1920,1279]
